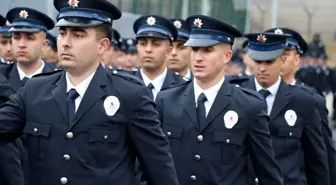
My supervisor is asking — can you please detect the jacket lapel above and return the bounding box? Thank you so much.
[201,80,231,132]
[270,80,291,119]
[7,64,22,92]
[179,81,198,130]
[51,72,68,123]
[70,65,107,129]
[134,70,143,81]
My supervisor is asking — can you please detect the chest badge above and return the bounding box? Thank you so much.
[224,110,239,129]
[284,109,297,126]
[103,96,120,116]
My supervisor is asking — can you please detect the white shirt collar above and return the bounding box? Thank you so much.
[17,60,45,80]
[255,76,281,96]
[245,69,252,76]
[66,71,96,97]
[290,79,296,86]
[194,77,225,106]
[183,69,192,81]
[140,68,167,90]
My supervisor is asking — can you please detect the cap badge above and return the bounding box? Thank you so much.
[127,39,133,45]
[5,21,11,26]
[173,20,182,29]
[257,34,267,43]
[19,10,29,19]
[274,28,283,35]
[194,18,203,28]
[68,0,80,8]
[147,16,156,26]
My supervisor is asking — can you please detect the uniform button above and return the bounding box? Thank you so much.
[60,177,68,184]
[255,178,258,183]
[66,132,73,140]
[63,154,70,161]
[226,139,230,144]
[289,132,293,136]
[33,128,38,133]
[194,155,201,161]
[167,132,172,136]
[104,135,108,140]
[197,135,203,142]
[190,175,196,181]
[113,70,118,74]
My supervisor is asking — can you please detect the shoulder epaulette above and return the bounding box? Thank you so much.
[238,86,264,101]
[32,70,63,78]
[108,69,144,86]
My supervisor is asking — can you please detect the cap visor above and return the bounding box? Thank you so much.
[184,38,220,47]
[247,49,284,61]
[9,27,40,33]
[55,19,103,27]
[136,32,171,40]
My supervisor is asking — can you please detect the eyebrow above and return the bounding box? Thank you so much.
[59,27,87,34]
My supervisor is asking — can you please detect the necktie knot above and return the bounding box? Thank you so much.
[197,93,207,103]
[21,77,29,86]
[147,83,154,90]
[258,89,271,98]
[67,89,79,101]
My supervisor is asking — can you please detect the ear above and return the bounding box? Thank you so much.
[165,41,172,56]
[42,39,49,49]
[98,38,110,55]
[224,49,233,64]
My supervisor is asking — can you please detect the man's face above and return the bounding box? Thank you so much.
[167,41,191,73]
[124,52,139,70]
[191,43,232,82]
[0,36,14,61]
[57,27,109,73]
[281,49,300,79]
[255,55,285,87]
[137,38,171,71]
[12,31,45,63]
[41,44,57,62]
[115,50,127,68]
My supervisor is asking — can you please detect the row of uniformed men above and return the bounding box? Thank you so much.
[0,0,335,185]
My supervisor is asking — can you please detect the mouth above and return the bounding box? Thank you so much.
[17,51,27,55]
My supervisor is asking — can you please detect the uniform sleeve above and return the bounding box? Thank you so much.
[0,86,26,144]
[246,100,284,185]
[126,86,179,185]
[302,98,329,185]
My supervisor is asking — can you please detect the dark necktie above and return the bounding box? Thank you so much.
[21,77,29,86]
[258,89,271,99]
[196,93,207,129]
[147,83,154,99]
[67,89,79,124]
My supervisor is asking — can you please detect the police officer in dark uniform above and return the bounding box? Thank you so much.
[231,32,329,185]
[265,27,336,185]
[167,18,193,81]
[0,0,179,185]
[123,38,140,71]
[0,7,56,92]
[156,15,284,185]
[133,15,185,100]
[42,32,59,65]
[0,15,14,65]
[0,72,24,185]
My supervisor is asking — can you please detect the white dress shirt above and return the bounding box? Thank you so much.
[141,68,167,100]
[66,71,96,112]
[255,77,281,115]
[193,77,225,117]
[290,79,296,86]
[17,60,45,80]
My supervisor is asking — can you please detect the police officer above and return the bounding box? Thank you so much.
[133,15,185,100]
[0,72,24,185]
[155,15,284,185]
[0,15,14,65]
[265,27,336,185]
[0,7,56,92]
[231,32,329,185]
[0,0,179,185]
[42,32,58,64]
[167,18,192,81]
[123,38,139,71]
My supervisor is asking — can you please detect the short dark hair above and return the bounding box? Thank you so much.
[94,23,112,42]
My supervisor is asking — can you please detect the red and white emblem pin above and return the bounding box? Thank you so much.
[68,0,80,8]
[224,110,239,129]
[19,10,29,19]
[193,18,203,28]
[257,34,267,43]
[146,16,156,26]
[274,28,283,35]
